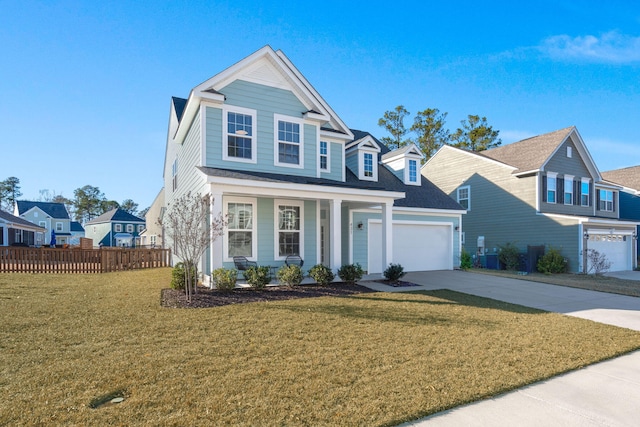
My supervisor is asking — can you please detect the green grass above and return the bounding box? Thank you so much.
[2,268,640,426]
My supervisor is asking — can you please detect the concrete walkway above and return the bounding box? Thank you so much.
[360,270,640,426]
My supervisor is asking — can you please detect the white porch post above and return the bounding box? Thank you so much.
[382,202,393,272]
[210,191,223,272]
[329,199,342,271]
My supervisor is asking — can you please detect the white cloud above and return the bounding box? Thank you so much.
[538,31,640,63]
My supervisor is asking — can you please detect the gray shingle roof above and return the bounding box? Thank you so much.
[481,126,575,172]
[85,208,145,225]
[602,166,640,191]
[0,209,47,230]
[16,201,70,219]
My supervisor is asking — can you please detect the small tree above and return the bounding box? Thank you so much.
[162,192,226,302]
[450,115,501,152]
[497,242,520,271]
[586,249,612,276]
[411,108,450,159]
[378,105,411,149]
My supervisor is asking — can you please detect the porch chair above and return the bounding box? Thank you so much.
[233,256,257,278]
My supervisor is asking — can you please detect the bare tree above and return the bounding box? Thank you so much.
[162,192,226,302]
[586,249,612,276]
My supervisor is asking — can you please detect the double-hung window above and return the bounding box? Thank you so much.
[275,115,303,168]
[319,141,329,171]
[224,107,256,162]
[226,200,255,259]
[457,186,470,210]
[275,200,303,259]
[581,179,590,206]
[599,189,614,211]
[564,175,573,205]
[546,173,557,203]
[126,224,134,233]
[115,224,122,233]
[56,222,63,232]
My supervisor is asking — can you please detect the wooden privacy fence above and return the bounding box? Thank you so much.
[0,247,172,273]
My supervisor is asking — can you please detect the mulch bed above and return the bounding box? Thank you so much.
[374,279,420,287]
[161,283,377,308]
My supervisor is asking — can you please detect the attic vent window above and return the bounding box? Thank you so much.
[567,146,572,158]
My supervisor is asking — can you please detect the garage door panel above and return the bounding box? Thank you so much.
[587,236,632,272]
[368,222,452,274]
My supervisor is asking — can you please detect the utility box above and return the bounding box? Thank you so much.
[477,236,485,255]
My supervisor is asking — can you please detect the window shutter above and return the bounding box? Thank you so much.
[613,192,617,212]
[596,189,601,210]
[542,175,547,202]
[589,183,593,206]
[558,176,564,196]
[574,180,580,205]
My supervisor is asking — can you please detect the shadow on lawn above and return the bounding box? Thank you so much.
[264,289,544,326]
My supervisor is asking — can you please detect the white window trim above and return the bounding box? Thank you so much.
[457,185,470,211]
[567,146,572,158]
[318,140,330,173]
[547,172,557,204]
[115,224,122,233]
[126,224,134,233]
[564,175,574,205]
[137,225,144,232]
[39,221,46,228]
[581,178,591,206]
[223,196,257,262]
[55,222,63,232]
[405,158,421,186]
[359,149,378,181]
[274,199,304,261]
[274,114,305,169]
[222,105,257,164]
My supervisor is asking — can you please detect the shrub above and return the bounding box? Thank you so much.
[243,266,272,289]
[497,242,520,271]
[308,264,335,286]
[459,248,472,270]
[277,264,304,287]
[337,263,364,285]
[383,263,406,283]
[212,268,237,291]
[537,247,568,274]
[171,262,196,290]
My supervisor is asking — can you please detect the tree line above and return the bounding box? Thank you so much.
[0,177,148,223]
[378,105,502,159]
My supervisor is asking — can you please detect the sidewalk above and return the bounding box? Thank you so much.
[360,270,640,426]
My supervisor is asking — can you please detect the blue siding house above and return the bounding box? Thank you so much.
[15,201,72,246]
[163,45,465,283]
[602,166,640,262]
[84,208,145,247]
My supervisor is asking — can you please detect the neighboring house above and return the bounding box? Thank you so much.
[602,165,640,259]
[15,201,72,246]
[423,126,639,273]
[84,208,146,247]
[139,188,165,248]
[69,221,85,246]
[163,45,465,282]
[0,209,47,246]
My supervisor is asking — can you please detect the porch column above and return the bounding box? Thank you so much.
[210,191,223,272]
[382,202,393,272]
[329,199,342,272]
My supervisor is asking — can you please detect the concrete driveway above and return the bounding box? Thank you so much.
[362,270,640,426]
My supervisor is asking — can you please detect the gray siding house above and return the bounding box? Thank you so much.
[423,127,638,273]
[0,210,46,246]
[163,45,465,283]
[15,201,72,246]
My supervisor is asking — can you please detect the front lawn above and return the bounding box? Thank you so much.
[2,268,640,426]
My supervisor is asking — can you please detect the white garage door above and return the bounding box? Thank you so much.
[368,221,452,274]
[587,234,632,272]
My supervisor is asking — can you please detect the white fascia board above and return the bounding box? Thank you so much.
[203,175,405,203]
[303,111,331,122]
[542,128,601,180]
[595,181,623,190]
[172,91,199,143]
[320,129,351,143]
[392,206,467,216]
[513,169,541,177]
[539,212,640,227]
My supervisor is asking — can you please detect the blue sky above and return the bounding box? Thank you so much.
[1,0,639,211]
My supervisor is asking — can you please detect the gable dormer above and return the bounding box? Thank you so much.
[345,135,381,182]
[381,144,425,186]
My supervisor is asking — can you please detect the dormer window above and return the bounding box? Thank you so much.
[408,160,418,183]
[364,153,374,177]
